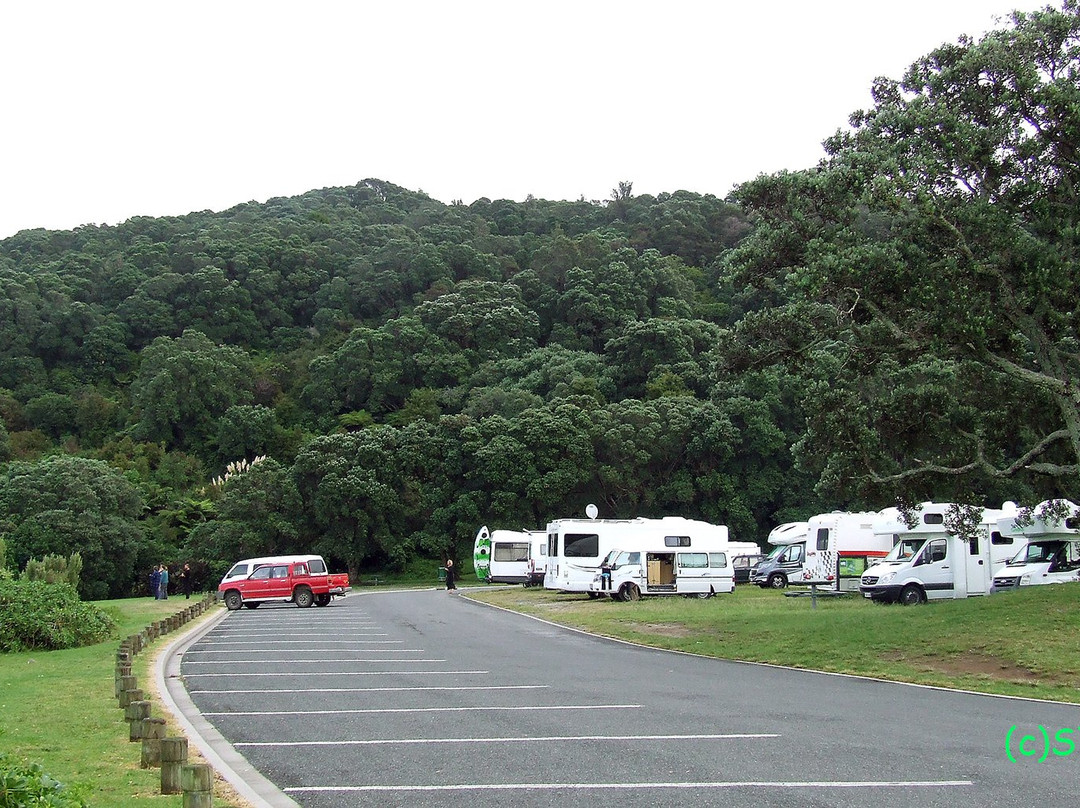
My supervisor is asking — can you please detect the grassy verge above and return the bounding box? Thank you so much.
[0,594,250,808]
[463,582,1080,703]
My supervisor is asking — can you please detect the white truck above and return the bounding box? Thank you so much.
[750,521,808,589]
[799,510,899,592]
[473,526,547,585]
[859,502,1018,605]
[991,500,1080,592]
[544,514,756,597]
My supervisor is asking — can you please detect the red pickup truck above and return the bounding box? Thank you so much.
[219,559,350,610]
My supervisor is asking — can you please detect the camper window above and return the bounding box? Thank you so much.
[1057,544,1080,572]
[708,553,728,568]
[816,528,829,551]
[990,531,1013,545]
[664,536,692,547]
[678,553,708,568]
[564,533,599,558]
[924,513,945,525]
[494,542,530,562]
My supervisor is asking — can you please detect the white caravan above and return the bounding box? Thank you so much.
[991,500,1080,592]
[544,515,755,596]
[799,510,899,592]
[860,502,1018,605]
[473,526,547,585]
[750,521,808,588]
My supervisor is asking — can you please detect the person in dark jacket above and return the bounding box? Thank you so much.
[445,559,457,591]
[180,563,193,599]
[150,566,161,599]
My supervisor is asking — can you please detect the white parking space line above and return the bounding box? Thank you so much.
[195,685,549,694]
[183,658,446,664]
[284,780,974,794]
[237,733,779,748]
[185,649,423,654]
[193,640,399,645]
[202,704,640,717]
[181,670,489,678]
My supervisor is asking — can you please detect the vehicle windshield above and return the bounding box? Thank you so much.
[601,549,620,566]
[1008,540,1063,566]
[764,545,785,561]
[883,538,926,562]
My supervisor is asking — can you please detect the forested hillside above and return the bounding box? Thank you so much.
[1,3,1077,598]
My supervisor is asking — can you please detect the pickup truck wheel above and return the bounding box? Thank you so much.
[315,593,331,606]
[294,587,314,608]
[899,584,926,606]
[224,590,242,611]
[767,573,787,589]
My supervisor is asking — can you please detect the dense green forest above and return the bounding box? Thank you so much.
[0,3,1077,599]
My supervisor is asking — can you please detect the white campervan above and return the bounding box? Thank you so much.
[592,543,738,601]
[472,526,547,585]
[750,521,808,589]
[544,514,755,596]
[991,500,1080,592]
[860,502,1017,605]
[799,509,898,592]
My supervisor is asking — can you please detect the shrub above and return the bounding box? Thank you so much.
[0,580,115,653]
[21,553,82,588]
[0,753,88,808]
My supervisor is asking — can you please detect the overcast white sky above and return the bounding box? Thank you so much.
[0,0,1030,239]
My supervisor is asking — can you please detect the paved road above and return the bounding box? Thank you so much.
[175,589,1080,808]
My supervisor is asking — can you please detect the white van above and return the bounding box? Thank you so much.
[591,541,738,601]
[991,500,1080,592]
[750,522,808,589]
[860,502,1017,605]
[545,514,756,595]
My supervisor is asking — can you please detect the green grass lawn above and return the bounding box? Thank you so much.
[0,594,248,808]
[464,582,1080,703]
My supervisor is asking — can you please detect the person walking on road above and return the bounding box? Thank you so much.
[445,559,457,591]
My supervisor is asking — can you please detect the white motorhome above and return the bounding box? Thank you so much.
[544,514,755,596]
[750,521,808,588]
[799,510,898,592]
[591,541,740,601]
[860,502,1018,605]
[991,500,1080,592]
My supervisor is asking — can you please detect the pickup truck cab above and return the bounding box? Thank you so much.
[219,560,350,610]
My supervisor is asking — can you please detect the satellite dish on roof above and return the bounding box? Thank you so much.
[586,503,598,519]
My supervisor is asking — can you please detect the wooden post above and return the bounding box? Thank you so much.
[126,700,151,741]
[160,737,188,794]
[117,675,138,702]
[141,717,167,768]
[119,686,143,709]
[181,763,214,808]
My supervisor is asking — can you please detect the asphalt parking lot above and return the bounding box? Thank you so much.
[169,588,1080,808]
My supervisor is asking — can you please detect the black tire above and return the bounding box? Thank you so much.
[619,583,641,602]
[899,584,926,606]
[315,593,331,606]
[694,590,713,599]
[294,587,314,608]
[767,573,787,589]
[224,590,242,611]
[243,602,260,609]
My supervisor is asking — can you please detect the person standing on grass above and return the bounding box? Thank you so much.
[445,559,457,591]
[180,563,193,599]
[159,564,169,599]
[150,566,161,599]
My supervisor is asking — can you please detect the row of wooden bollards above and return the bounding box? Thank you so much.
[116,592,218,806]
